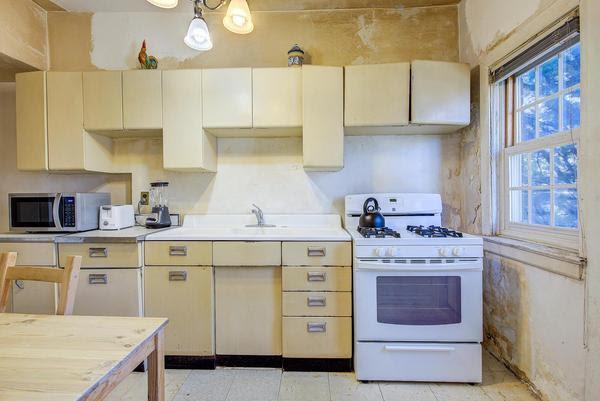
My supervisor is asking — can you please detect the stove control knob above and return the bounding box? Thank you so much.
[386,247,397,257]
[438,247,449,257]
[452,247,463,256]
[374,247,384,257]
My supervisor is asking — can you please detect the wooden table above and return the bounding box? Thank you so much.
[0,313,168,401]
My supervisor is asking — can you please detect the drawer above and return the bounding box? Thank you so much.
[283,291,352,317]
[283,317,352,358]
[58,243,142,268]
[355,342,482,382]
[73,268,143,317]
[283,266,351,291]
[282,242,351,266]
[213,241,281,266]
[0,243,56,266]
[145,241,212,266]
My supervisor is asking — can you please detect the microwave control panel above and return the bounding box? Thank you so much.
[62,196,76,227]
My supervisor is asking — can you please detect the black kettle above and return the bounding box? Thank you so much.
[359,197,385,228]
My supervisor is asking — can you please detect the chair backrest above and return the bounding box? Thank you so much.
[0,252,82,315]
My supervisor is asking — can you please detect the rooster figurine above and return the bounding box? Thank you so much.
[138,40,158,69]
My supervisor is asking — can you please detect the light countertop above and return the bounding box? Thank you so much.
[56,226,172,243]
[0,233,67,243]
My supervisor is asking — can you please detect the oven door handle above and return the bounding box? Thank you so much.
[384,345,455,352]
[355,261,482,273]
[53,193,63,231]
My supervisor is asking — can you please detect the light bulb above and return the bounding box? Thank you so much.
[231,14,247,27]
[146,0,178,9]
[184,17,213,51]
[223,0,253,34]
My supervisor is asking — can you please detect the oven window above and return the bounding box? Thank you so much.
[10,197,55,228]
[376,276,461,325]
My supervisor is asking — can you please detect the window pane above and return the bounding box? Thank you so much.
[532,149,550,185]
[554,144,578,184]
[518,69,536,106]
[532,189,551,225]
[510,190,529,224]
[510,153,529,187]
[563,43,580,88]
[539,56,559,97]
[539,98,559,136]
[563,89,581,130]
[554,189,578,228]
[519,107,536,142]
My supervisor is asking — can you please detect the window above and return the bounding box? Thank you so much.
[493,20,580,249]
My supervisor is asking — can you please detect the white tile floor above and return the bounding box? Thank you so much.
[105,352,540,401]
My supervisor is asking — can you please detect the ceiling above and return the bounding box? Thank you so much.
[46,0,460,12]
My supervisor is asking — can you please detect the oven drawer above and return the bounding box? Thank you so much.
[355,342,482,383]
[282,242,351,266]
[283,317,352,358]
[282,266,351,291]
[58,243,142,268]
[145,241,212,266]
[283,292,352,317]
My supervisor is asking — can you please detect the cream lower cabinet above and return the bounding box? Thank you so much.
[145,266,214,356]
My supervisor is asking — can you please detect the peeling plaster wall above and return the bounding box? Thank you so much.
[38,6,464,223]
[458,1,586,401]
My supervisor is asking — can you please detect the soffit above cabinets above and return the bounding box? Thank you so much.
[50,0,459,13]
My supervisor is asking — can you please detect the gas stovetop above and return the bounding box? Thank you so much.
[406,225,464,238]
[357,226,401,238]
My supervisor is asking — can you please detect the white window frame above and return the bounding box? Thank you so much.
[496,43,581,251]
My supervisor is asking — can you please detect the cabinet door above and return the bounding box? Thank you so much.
[47,72,85,170]
[145,266,214,356]
[344,63,410,127]
[122,70,162,130]
[162,70,217,171]
[215,266,282,355]
[83,71,123,131]
[302,65,344,171]
[411,60,470,125]
[202,68,252,128]
[73,268,143,317]
[12,280,57,315]
[16,72,48,171]
[253,68,302,128]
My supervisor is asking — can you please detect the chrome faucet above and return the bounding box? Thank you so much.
[247,204,275,227]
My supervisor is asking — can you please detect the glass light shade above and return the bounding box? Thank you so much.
[184,17,213,51]
[146,0,178,8]
[223,0,254,34]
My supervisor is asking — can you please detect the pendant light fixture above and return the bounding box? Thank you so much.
[146,0,178,8]
[184,0,213,51]
[223,0,254,34]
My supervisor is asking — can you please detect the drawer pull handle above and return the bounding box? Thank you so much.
[307,322,327,333]
[307,296,327,307]
[15,280,24,290]
[89,247,108,258]
[307,272,327,282]
[169,246,188,256]
[169,271,188,281]
[307,247,326,257]
[88,273,108,285]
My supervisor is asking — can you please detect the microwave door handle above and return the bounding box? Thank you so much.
[53,194,63,231]
[355,261,482,273]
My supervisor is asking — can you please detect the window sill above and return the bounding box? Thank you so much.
[483,235,586,280]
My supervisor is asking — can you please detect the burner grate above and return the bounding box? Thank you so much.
[357,226,401,238]
[406,225,464,238]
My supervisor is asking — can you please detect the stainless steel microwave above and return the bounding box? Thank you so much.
[9,193,111,232]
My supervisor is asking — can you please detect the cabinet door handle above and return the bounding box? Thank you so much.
[307,296,327,307]
[89,247,108,258]
[307,271,326,282]
[169,246,188,256]
[88,273,108,285]
[169,271,188,281]
[15,280,24,290]
[307,322,327,333]
[307,247,326,257]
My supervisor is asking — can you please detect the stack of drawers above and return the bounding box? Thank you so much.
[281,241,352,360]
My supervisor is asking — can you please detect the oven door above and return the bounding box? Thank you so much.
[354,258,482,342]
[9,194,63,232]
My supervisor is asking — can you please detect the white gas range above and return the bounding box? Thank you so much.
[345,193,483,383]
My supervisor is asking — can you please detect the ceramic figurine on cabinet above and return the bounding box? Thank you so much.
[287,44,305,67]
[138,40,158,69]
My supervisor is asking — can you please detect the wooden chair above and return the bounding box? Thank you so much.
[0,252,82,315]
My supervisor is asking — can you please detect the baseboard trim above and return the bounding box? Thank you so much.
[216,355,283,368]
[283,358,353,372]
[165,356,216,370]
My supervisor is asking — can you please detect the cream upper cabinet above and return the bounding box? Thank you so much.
[122,70,162,130]
[411,60,470,126]
[15,72,48,171]
[162,70,217,172]
[252,68,302,128]
[202,68,252,129]
[344,63,410,131]
[83,71,123,131]
[302,65,344,171]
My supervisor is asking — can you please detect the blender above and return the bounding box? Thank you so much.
[145,181,172,228]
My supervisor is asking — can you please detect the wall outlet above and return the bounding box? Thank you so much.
[140,191,149,206]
